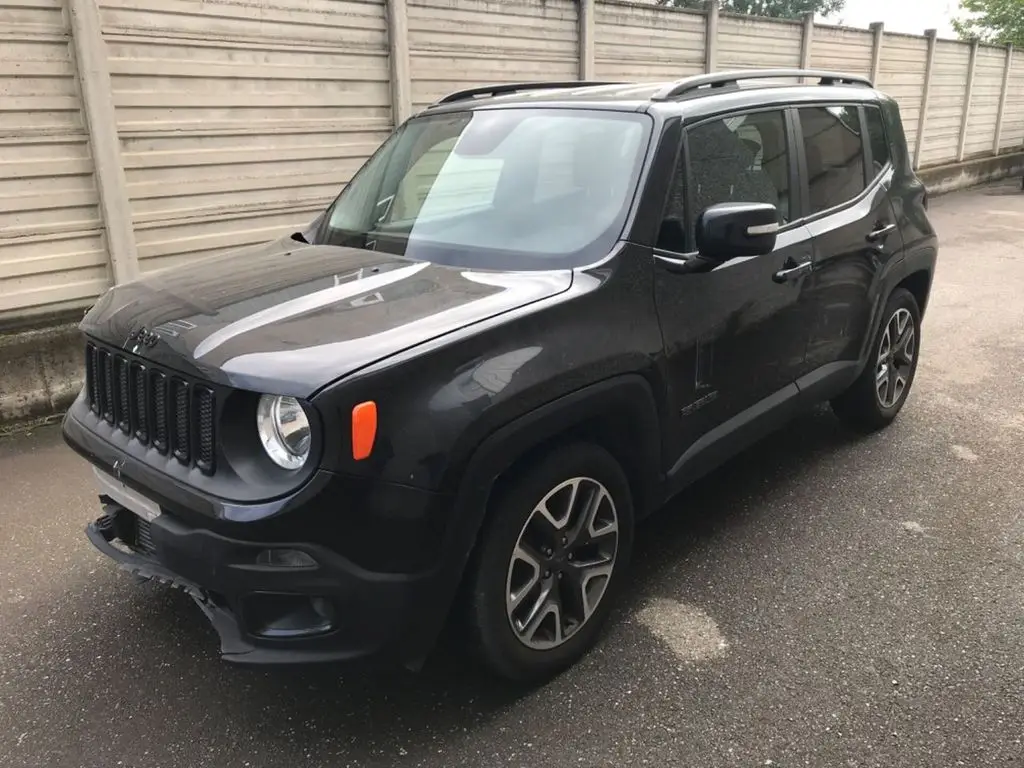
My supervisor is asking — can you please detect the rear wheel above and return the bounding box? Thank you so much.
[466,442,634,683]
[832,287,921,432]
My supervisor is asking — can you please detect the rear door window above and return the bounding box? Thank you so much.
[798,106,866,214]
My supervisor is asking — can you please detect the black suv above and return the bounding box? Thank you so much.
[63,69,937,682]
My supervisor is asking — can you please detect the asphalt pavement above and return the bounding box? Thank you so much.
[2,182,1022,768]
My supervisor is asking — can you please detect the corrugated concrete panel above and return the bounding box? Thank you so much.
[594,2,704,82]
[919,39,970,167]
[99,0,392,274]
[0,0,108,324]
[810,24,873,77]
[963,45,1006,158]
[409,0,578,111]
[1000,49,1024,152]
[718,14,802,70]
[876,33,928,160]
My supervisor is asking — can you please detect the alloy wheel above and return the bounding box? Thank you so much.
[875,307,916,409]
[505,477,619,650]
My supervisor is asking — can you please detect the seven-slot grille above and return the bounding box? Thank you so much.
[84,341,216,474]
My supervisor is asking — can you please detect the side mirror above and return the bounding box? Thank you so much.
[696,202,779,262]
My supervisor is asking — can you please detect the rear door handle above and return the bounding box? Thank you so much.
[867,223,898,242]
[772,259,812,284]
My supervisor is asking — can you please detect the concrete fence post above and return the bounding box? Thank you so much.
[704,0,719,74]
[914,29,938,169]
[579,0,595,80]
[993,44,1013,155]
[957,38,979,162]
[386,0,412,126]
[869,22,885,84]
[800,12,814,79]
[66,0,139,285]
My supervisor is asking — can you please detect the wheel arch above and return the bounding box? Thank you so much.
[406,374,664,666]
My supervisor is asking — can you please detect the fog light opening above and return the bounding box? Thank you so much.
[245,593,336,639]
[255,548,317,569]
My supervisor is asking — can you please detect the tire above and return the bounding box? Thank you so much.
[466,442,634,683]
[831,287,922,432]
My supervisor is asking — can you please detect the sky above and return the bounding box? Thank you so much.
[820,0,960,38]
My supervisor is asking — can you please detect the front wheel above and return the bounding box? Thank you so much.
[832,287,922,432]
[466,442,634,683]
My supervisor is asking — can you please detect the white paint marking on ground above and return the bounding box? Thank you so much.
[636,598,728,662]
[951,444,979,462]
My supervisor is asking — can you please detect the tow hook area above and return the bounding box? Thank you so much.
[93,511,117,541]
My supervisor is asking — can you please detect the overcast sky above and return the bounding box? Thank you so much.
[821,0,960,37]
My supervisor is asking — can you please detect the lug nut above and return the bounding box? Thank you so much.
[557,572,563,580]
[544,570,551,579]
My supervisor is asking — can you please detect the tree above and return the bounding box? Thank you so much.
[657,0,845,19]
[953,0,1024,47]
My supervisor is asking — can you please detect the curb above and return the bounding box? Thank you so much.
[0,323,84,426]
[1,155,1022,427]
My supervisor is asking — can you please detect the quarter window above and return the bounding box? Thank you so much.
[799,105,866,213]
[658,110,791,254]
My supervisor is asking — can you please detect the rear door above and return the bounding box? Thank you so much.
[796,103,903,375]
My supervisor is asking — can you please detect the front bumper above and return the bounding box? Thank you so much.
[64,404,463,667]
[87,500,440,665]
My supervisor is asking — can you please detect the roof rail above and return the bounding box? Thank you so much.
[651,69,873,101]
[432,81,625,106]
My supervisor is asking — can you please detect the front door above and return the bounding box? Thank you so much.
[796,103,904,373]
[652,108,815,478]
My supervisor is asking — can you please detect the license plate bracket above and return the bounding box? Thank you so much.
[93,467,162,522]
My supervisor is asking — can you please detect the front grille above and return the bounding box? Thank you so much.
[84,341,216,474]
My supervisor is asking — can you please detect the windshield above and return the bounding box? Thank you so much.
[315,108,652,270]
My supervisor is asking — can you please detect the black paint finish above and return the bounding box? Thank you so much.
[63,78,938,668]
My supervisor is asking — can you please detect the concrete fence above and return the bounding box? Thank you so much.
[1,0,1023,333]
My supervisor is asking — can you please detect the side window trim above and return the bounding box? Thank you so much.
[785,106,808,223]
[681,130,695,253]
[860,105,874,188]
[862,103,894,183]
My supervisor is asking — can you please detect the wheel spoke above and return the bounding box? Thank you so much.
[876,364,890,401]
[565,484,603,546]
[508,545,542,612]
[884,361,898,405]
[575,562,613,620]
[520,584,562,647]
[893,370,907,401]
[877,326,892,363]
[894,327,915,366]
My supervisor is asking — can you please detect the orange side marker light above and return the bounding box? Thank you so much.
[351,401,377,460]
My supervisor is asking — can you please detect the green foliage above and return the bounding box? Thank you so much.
[658,0,845,19]
[953,0,1024,47]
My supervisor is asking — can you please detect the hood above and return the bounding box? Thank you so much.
[82,236,573,396]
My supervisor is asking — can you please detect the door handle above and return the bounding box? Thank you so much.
[772,259,812,284]
[867,223,898,242]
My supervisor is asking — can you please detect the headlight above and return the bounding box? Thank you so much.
[256,395,311,470]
